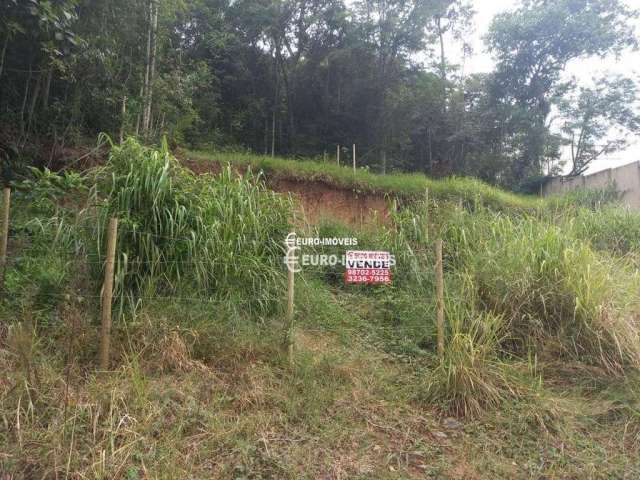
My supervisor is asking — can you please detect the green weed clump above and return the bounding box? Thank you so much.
[420,274,521,417]
[568,206,640,256]
[544,183,620,211]
[92,137,292,314]
[443,208,640,373]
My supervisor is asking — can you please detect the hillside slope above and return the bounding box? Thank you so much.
[1,141,639,479]
[184,150,543,224]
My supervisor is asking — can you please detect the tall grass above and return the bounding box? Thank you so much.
[421,283,520,417]
[92,137,292,314]
[9,138,640,427]
[568,206,640,256]
[442,207,640,373]
[544,183,620,211]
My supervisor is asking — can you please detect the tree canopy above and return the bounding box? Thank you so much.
[0,0,638,189]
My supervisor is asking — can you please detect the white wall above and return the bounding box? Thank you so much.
[542,161,640,208]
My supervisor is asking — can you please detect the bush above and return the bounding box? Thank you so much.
[442,208,640,372]
[92,137,292,315]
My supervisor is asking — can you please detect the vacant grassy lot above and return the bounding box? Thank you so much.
[2,142,639,478]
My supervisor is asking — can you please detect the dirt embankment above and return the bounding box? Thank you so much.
[270,178,390,226]
[183,158,392,227]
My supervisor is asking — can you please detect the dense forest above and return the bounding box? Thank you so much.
[1,0,639,189]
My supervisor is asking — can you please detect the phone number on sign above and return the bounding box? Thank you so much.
[345,270,391,284]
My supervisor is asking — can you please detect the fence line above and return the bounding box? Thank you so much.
[4,191,447,370]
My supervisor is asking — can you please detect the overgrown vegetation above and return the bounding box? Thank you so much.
[187,150,542,211]
[2,141,640,478]
[92,137,291,315]
[2,0,638,189]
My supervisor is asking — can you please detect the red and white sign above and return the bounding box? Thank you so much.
[345,250,391,284]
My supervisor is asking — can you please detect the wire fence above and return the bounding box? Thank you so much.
[2,187,443,369]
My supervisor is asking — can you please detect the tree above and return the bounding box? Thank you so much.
[3,0,637,192]
[558,76,640,176]
[352,0,442,169]
[142,0,159,138]
[486,0,638,186]
[0,0,81,140]
[431,0,473,87]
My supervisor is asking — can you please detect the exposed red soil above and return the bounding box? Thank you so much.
[13,143,391,228]
[270,177,391,227]
[182,157,391,228]
[1,130,107,172]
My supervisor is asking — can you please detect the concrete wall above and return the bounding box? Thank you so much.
[541,161,640,209]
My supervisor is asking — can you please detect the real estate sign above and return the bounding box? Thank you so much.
[345,250,391,284]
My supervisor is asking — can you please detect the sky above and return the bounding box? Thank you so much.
[447,0,640,175]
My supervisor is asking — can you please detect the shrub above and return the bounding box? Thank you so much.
[420,275,524,417]
[443,208,640,372]
[92,137,292,315]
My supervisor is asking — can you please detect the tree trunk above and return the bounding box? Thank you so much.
[142,0,158,139]
[142,0,152,131]
[119,95,128,144]
[271,45,279,157]
[135,85,143,136]
[19,66,33,136]
[0,32,9,79]
[264,117,268,155]
[147,0,158,137]
[41,68,53,110]
[277,51,295,152]
[27,72,42,132]
[437,17,446,84]
[271,110,276,157]
[427,127,433,172]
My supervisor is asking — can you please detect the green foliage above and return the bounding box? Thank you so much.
[93,137,292,314]
[487,0,638,185]
[2,0,638,189]
[17,167,87,200]
[2,210,86,322]
[7,131,640,445]
[442,207,640,372]
[570,206,640,255]
[544,184,620,211]
[188,150,541,211]
[558,76,640,175]
[421,303,518,417]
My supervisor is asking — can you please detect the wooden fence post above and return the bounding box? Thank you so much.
[435,239,445,359]
[119,95,127,144]
[336,144,340,166]
[0,188,11,287]
[352,144,356,174]
[285,232,296,364]
[99,217,118,371]
[286,260,295,364]
[424,188,429,243]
